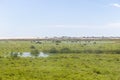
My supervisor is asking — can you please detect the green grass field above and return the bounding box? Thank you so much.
[0,40,120,80]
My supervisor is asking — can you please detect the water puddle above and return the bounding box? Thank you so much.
[9,52,49,58]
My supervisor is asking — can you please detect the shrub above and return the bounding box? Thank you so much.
[56,40,61,43]
[49,47,58,53]
[94,50,103,53]
[0,56,2,58]
[10,52,19,59]
[60,47,71,53]
[30,45,36,49]
[30,49,39,57]
[93,42,96,44]
[0,77,2,80]
[112,50,120,54]
[36,41,42,44]
[84,50,93,53]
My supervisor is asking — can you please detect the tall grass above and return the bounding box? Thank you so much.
[0,40,120,55]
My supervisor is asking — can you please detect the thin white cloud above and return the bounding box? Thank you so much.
[53,22,120,29]
[54,24,96,28]
[111,3,120,8]
[106,22,120,28]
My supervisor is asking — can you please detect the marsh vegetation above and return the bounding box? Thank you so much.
[0,40,120,80]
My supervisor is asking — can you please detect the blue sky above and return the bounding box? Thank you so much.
[0,0,120,37]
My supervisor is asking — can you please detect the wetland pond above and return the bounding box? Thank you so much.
[7,52,49,58]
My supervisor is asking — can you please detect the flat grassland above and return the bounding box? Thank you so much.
[0,40,120,80]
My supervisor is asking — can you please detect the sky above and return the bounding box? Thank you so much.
[0,0,120,37]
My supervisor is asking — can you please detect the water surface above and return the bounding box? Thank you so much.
[10,52,49,58]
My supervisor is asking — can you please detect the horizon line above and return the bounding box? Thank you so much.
[0,36,120,39]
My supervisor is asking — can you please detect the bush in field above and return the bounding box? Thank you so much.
[84,50,93,53]
[56,43,59,45]
[0,77,2,80]
[30,49,39,57]
[0,56,3,58]
[19,52,23,56]
[55,40,61,45]
[30,45,36,49]
[112,50,120,54]
[60,47,71,53]
[10,52,19,59]
[94,50,103,53]
[56,40,61,43]
[49,47,58,53]
[93,42,96,44]
[36,41,42,44]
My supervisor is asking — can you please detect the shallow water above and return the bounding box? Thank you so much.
[10,52,49,58]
